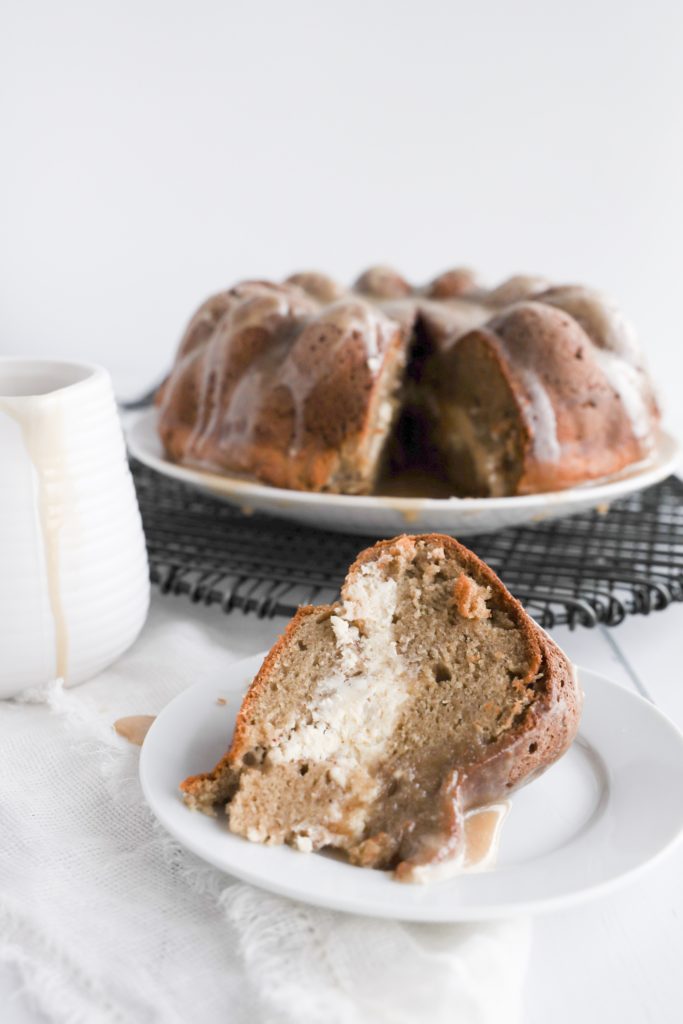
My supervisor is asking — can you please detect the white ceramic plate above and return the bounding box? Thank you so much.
[139,654,683,921]
[127,410,680,537]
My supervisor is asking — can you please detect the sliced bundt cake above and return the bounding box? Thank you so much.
[181,534,581,882]
[157,268,660,497]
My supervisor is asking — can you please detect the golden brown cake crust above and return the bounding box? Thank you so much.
[157,279,407,494]
[181,534,582,881]
[449,299,660,494]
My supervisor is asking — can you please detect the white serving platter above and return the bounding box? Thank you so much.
[127,411,680,537]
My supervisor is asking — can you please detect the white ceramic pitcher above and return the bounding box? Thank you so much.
[0,358,150,697]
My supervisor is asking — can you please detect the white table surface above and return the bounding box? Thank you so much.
[3,592,683,1024]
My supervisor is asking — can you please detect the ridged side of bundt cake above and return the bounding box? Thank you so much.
[157,280,408,493]
[425,292,660,495]
[157,268,660,496]
[181,534,581,882]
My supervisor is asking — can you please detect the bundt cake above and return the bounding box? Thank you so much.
[181,534,581,882]
[157,268,660,496]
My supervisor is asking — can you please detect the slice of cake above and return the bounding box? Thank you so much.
[181,535,581,882]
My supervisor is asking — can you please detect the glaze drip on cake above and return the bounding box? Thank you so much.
[157,267,660,496]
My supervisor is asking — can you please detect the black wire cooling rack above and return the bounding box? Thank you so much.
[130,461,683,630]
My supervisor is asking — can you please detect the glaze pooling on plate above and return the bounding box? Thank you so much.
[408,802,510,883]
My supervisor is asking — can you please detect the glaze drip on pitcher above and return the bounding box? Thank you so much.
[0,397,69,681]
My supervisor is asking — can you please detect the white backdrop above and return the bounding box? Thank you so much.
[2,0,682,437]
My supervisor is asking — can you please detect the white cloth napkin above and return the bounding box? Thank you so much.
[0,597,531,1024]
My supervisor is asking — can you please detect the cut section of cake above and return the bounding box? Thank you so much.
[181,534,581,882]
